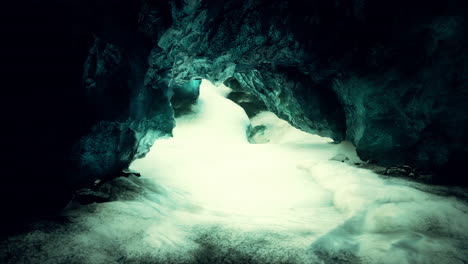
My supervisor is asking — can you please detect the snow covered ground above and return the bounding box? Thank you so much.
[2,80,468,264]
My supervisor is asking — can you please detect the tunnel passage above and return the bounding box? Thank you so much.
[2,80,468,264]
[3,2,468,262]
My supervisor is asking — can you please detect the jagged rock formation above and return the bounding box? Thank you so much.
[147,0,467,183]
[2,0,176,230]
[3,0,467,230]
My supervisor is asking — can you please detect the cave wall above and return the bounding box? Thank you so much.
[59,0,177,206]
[2,0,176,230]
[151,0,468,183]
[3,0,468,230]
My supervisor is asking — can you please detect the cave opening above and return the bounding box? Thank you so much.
[112,79,467,263]
[132,79,347,218]
[2,78,468,264]
[3,0,468,262]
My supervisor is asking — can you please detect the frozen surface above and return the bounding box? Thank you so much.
[2,80,468,264]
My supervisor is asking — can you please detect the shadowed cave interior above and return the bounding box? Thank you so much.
[1,0,468,263]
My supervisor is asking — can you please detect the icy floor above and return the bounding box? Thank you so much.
[2,81,468,264]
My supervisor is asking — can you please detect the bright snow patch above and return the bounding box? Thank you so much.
[2,80,468,264]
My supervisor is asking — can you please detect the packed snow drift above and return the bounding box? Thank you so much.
[2,81,467,264]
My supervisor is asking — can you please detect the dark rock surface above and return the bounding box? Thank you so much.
[74,189,110,205]
[150,0,467,184]
[225,77,268,118]
[171,78,202,116]
[2,0,175,232]
[3,0,468,231]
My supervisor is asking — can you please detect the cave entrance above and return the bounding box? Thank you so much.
[124,80,468,263]
[131,79,356,218]
[9,80,468,263]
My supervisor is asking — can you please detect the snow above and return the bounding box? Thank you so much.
[2,80,467,264]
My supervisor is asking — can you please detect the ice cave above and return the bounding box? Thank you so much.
[1,0,468,263]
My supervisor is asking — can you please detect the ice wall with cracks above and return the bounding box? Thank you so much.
[1,81,467,264]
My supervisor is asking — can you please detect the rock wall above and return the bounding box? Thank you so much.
[2,0,175,230]
[61,0,177,209]
[150,0,468,183]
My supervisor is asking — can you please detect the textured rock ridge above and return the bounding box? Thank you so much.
[146,0,468,183]
[2,0,175,229]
